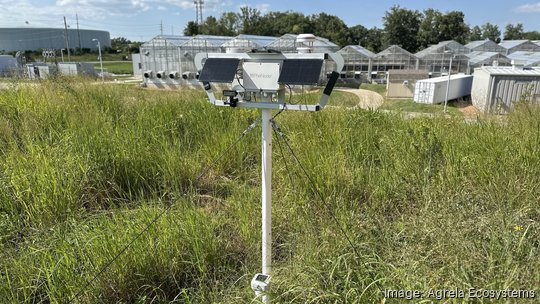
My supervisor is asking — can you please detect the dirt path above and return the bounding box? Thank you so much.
[336,88,384,110]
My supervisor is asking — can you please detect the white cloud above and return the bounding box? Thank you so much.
[255,3,270,14]
[514,2,540,13]
[238,3,271,14]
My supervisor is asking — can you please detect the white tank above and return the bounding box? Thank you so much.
[296,34,316,53]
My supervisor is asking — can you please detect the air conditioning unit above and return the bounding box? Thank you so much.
[156,71,165,79]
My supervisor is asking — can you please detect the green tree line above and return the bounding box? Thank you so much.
[182,5,540,53]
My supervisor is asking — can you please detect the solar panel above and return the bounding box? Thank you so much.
[278,59,323,85]
[198,58,240,83]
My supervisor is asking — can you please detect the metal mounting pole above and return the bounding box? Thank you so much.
[261,108,272,303]
[444,54,453,113]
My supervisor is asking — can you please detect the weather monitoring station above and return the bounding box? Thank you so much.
[195,34,344,302]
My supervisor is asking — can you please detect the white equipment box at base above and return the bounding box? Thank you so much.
[413,74,473,104]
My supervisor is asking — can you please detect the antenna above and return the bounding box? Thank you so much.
[194,0,204,25]
[195,49,343,303]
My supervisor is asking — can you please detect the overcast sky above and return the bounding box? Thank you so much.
[1,0,540,42]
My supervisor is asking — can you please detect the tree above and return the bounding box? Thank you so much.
[258,11,312,36]
[437,11,469,44]
[504,23,524,40]
[524,31,540,40]
[237,6,262,34]
[200,16,221,35]
[310,13,350,46]
[183,21,199,36]
[349,24,368,45]
[383,5,422,52]
[481,23,501,42]
[364,27,384,53]
[469,25,482,41]
[417,9,442,49]
[218,12,240,36]
[111,37,131,49]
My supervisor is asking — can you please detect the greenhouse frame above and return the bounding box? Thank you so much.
[466,51,512,73]
[465,40,507,54]
[415,40,471,76]
[372,45,419,79]
[499,40,540,55]
[140,35,233,81]
[338,45,376,82]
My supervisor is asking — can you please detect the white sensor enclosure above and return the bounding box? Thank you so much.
[251,273,271,296]
[242,62,280,92]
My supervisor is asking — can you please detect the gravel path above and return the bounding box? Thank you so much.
[336,88,384,110]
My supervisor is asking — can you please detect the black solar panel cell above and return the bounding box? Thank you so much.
[198,58,240,83]
[278,59,323,85]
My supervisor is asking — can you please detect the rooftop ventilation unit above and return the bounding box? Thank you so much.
[296,33,316,53]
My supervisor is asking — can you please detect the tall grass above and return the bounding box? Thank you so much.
[0,78,539,303]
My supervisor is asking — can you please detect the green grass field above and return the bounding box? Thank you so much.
[0,79,539,303]
[380,98,463,116]
[94,61,134,75]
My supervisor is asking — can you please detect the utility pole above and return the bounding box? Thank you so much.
[160,20,163,35]
[76,14,82,53]
[63,16,71,61]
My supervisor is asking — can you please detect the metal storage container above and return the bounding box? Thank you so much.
[58,62,96,77]
[413,74,473,104]
[0,55,18,76]
[471,66,540,113]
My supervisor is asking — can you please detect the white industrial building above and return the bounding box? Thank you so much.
[471,66,540,113]
[0,28,110,52]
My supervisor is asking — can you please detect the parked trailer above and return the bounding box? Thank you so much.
[413,74,473,104]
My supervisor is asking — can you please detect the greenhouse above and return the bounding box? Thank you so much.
[507,51,540,67]
[465,40,507,54]
[221,34,277,51]
[499,40,540,55]
[338,45,376,81]
[372,45,419,75]
[264,33,340,53]
[415,40,471,76]
[466,51,511,73]
[139,33,342,87]
[140,35,233,80]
